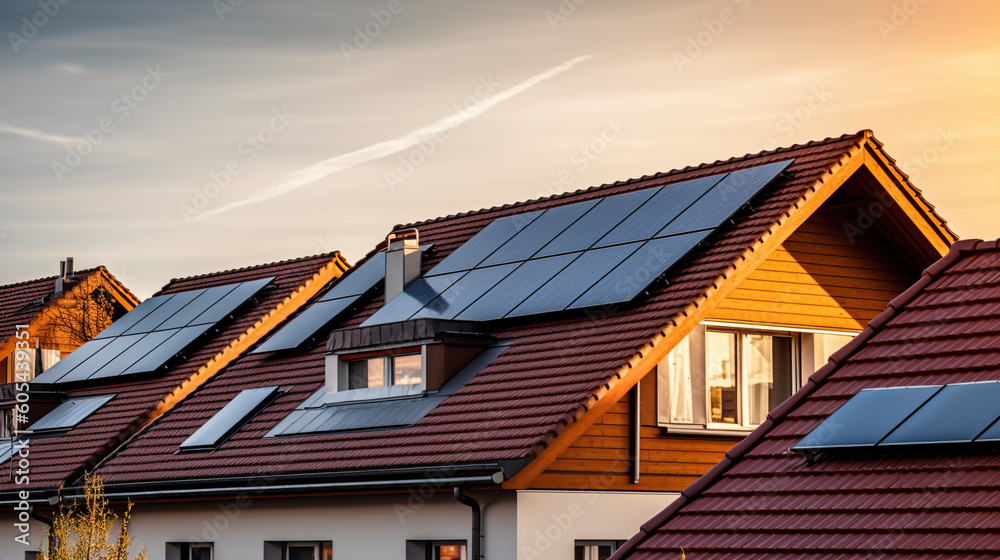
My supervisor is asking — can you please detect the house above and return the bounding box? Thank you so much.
[609,238,1000,559]
[0,252,348,554]
[20,130,952,560]
[0,259,138,438]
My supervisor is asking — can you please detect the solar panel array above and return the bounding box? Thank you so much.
[363,160,793,326]
[792,381,1000,453]
[27,394,116,434]
[180,386,280,450]
[253,246,431,353]
[31,278,274,386]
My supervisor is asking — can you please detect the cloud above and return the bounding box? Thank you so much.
[194,55,594,220]
[0,122,81,146]
[53,63,87,75]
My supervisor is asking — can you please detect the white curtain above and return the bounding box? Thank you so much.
[662,336,693,424]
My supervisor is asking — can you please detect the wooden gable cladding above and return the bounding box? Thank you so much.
[706,193,920,332]
[529,373,741,492]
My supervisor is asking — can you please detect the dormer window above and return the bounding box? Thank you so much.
[346,353,423,390]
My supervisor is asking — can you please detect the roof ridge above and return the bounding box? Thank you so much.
[397,130,870,230]
[156,251,343,294]
[0,267,101,291]
[609,236,985,560]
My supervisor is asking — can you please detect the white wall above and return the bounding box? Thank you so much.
[515,490,679,560]
[121,490,515,560]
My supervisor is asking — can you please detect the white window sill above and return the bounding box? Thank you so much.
[659,424,754,437]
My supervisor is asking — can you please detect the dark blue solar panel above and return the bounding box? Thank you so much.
[93,296,168,339]
[320,252,386,301]
[507,243,641,318]
[792,385,941,452]
[456,254,577,321]
[881,382,1000,446]
[123,291,202,335]
[569,231,709,310]
[363,272,465,325]
[658,160,792,236]
[123,325,207,375]
[55,334,146,384]
[191,277,272,324]
[180,386,280,450]
[428,209,544,276]
[534,189,657,258]
[478,200,600,266]
[30,338,112,385]
[88,330,179,380]
[594,175,721,248]
[27,394,115,433]
[253,297,357,353]
[156,285,234,330]
[411,263,518,320]
[975,414,1000,442]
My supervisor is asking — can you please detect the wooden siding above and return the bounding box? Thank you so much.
[529,201,921,491]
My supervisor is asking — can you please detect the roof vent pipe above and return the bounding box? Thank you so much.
[384,229,421,302]
[65,257,74,278]
[55,260,65,294]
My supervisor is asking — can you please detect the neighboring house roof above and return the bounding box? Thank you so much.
[92,130,956,493]
[0,253,347,495]
[610,238,1000,559]
[0,266,138,347]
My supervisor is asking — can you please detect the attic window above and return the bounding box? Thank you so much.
[346,353,423,390]
[179,386,280,451]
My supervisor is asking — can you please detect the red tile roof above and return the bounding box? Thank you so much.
[93,131,953,487]
[611,238,1000,559]
[0,253,343,493]
[0,271,83,344]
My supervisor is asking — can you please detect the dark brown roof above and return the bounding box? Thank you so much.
[0,253,343,493]
[92,131,951,487]
[610,239,1000,559]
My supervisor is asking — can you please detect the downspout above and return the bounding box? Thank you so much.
[453,487,482,560]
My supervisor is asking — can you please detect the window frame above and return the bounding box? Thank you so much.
[325,347,428,404]
[405,540,468,560]
[574,540,626,560]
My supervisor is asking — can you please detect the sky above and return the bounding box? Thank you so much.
[0,0,998,299]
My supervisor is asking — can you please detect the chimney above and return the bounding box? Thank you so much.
[384,229,421,302]
[65,256,74,278]
[55,260,65,294]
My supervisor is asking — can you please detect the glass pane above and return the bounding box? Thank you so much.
[574,545,614,560]
[392,354,422,386]
[190,546,212,560]
[662,336,693,423]
[287,546,315,560]
[706,331,737,424]
[348,358,384,390]
[745,334,773,426]
[433,544,466,560]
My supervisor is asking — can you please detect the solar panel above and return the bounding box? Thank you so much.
[253,297,356,353]
[28,394,115,434]
[478,200,600,267]
[31,278,274,385]
[410,263,518,320]
[362,160,792,326]
[534,188,657,258]
[319,251,386,301]
[792,385,941,452]
[594,175,722,248]
[881,382,1000,446]
[429,209,544,275]
[180,386,280,450]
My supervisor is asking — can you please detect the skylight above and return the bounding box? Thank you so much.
[179,386,280,451]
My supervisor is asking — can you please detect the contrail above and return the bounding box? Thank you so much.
[195,55,593,220]
[0,122,81,145]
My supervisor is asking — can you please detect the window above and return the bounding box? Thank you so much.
[1,408,14,439]
[166,543,213,560]
[658,325,794,430]
[263,541,332,560]
[347,354,423,389]
[575,540,626,560]
[406,540,467,560]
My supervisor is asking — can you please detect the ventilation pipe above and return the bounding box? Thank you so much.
[384,229,421,302]
[64,257,74,278]
[55,260,65,294]
[454,487,482,560]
